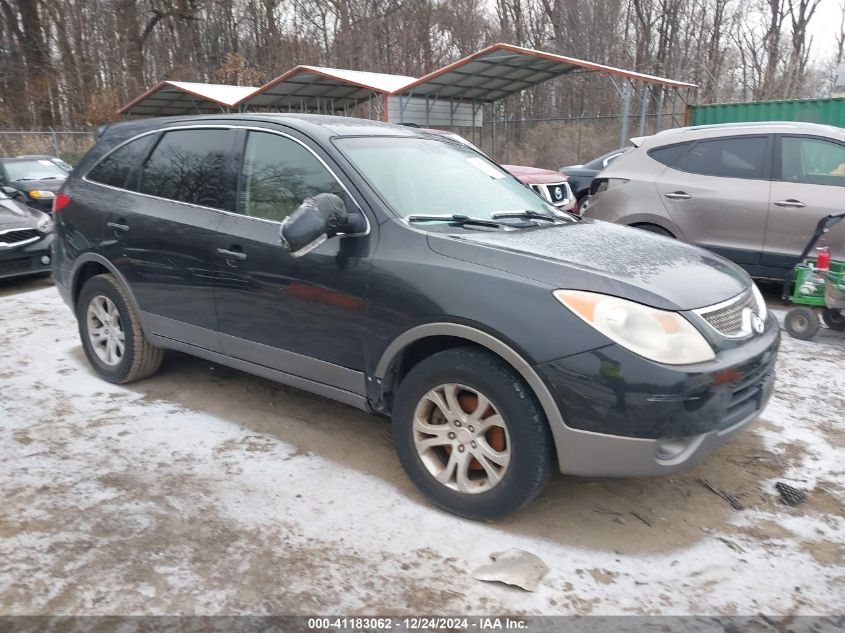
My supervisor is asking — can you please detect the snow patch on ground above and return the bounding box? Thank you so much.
[1,286,843,615]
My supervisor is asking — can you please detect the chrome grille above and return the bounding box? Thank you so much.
[697,291,759,338]
[0,228,40,248]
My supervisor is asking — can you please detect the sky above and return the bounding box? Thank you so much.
[808,0,842,59]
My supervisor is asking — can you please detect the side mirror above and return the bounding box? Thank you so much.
[2,186,25,202]
[280,193,362,257]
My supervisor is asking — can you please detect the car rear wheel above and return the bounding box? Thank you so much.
[77,274,163,383]
[821,308,845,331]
[784,306,820,340]
[392,347,554,520]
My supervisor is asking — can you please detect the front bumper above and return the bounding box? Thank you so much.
[537,313,780,476]
[0,232,54,280]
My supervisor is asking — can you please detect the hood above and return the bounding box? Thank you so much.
[503,164,568,185]
[12,177,65,192]
[0,197,43,229]
[427,219,750,311]
[559,165,599,177]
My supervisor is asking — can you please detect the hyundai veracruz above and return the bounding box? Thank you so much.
[52,115,779,519]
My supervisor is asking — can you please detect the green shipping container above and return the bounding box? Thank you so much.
[687,97,845,127]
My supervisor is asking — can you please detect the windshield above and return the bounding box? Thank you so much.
[336,136,559,220]
[4,159,67,181]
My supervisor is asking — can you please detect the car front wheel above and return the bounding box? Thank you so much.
[392,347,554,520]
[77,274,163,383]
[577,195,592,214]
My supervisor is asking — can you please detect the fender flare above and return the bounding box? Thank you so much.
[374,322,571,451]
[622,212,683,239]
[70,253,141,314]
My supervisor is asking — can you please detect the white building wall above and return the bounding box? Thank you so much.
[387,96,483,127]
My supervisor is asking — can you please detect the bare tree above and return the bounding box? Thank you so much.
[0,0,831,130]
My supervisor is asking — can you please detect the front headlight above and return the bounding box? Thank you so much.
[28,190,56,199]
[35,214,54,233]
[553,290,715,365]
[751,282,767,323]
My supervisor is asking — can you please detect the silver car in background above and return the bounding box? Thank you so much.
[585,122,845,279]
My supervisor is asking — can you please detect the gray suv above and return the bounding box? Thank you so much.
[585,122,845,279]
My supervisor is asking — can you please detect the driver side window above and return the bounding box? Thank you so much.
[781,136,845,187]
[238,131,344,222]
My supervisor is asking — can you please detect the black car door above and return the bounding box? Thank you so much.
[102,127,239,351]
[212,128,373,397]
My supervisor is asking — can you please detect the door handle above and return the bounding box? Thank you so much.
[106,221,129,232]
[216,247,247,261]
[773,199,806,208]
[664,191,692,200]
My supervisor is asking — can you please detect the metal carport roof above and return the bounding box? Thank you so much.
[394,43,697,102]
[118,81,259,116]
[235,66,417,111]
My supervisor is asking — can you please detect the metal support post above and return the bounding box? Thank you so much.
[638,84,648,137]
[670,89,678,127]
[491,102,496,158]
[655,87,665,132]
[619,79,632,148]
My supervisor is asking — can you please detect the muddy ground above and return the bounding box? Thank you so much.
[1,276,842,615]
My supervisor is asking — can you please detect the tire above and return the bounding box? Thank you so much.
[392,346,555,520]
[784,306,820,340]
[76,273,163,383]
[821,308,845,331]
[633,223,674,238]
[577,195,591,215]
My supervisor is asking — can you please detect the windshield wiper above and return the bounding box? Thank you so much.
[406,214,504,228]
[493,209,580,223]
[492,210,561,222]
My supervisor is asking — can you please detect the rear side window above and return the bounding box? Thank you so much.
[780,136,845,187]
[238,131,344,222]
[648,142,691,167]
[676,136,767,179]
[140,129,234,209]
[88,135,156,189]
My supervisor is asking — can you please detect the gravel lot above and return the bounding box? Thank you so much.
[1,277,843,615]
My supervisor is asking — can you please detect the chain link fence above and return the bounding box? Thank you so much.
[446,112,687,170]
[0,130,96,166]
[0,113,686,173]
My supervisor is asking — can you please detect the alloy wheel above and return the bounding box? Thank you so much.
[86,294,125,366]
[412,383,510,494]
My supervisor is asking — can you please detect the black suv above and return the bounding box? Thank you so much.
[53,115,779,519]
